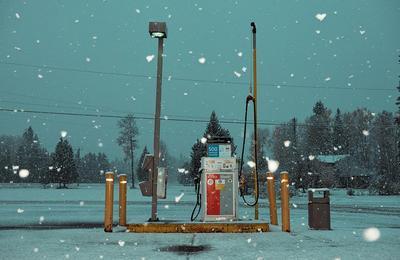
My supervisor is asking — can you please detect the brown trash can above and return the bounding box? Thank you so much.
[308,188,331,230]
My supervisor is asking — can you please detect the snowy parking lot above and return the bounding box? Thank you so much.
[0,184,399,259]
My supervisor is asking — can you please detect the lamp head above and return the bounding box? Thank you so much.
[149,22,167,39]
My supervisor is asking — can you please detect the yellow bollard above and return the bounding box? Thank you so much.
[267,172,278,225]
[119,174,127,226]
[104,172,114,232]
[280,171,290,232]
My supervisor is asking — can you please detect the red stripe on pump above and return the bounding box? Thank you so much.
[206,174,220,215]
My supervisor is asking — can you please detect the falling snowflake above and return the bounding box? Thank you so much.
[201,137,207,144]
[118,240,125,247]
[19,169,29,178]
[79,201,85,206]
[85,57,91,62]
[234,71,241,78]
[198,57,206,64]
[39,216,45,223]
[146,55,155,62]
[247,161,256,168]
[164,205,169,209]
[242,67,247,72]
[308,155,315,161]
[183,92,188,96]
[237,52,243,57]
[33,248,39,253]
[325,77,331,81]
[135,9,141,14]
[267,159,279,173]
[362,130,369,136]
[15,13,21,19]
[175,192,185,203]
[315,30,321,34]
[247,238,252,243]
[98,142,103,148]
[360,30,366,35]
[60,130,68,138]
[177,168,186,173]
[37,74,43,79]
[284,140,291,147]
[290,73,294,78]
[363,227,380,242]
[315,13,327,22]
[17,208,24,213]
[74,19,80,23]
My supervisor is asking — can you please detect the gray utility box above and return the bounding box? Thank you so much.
[308,188,331,230]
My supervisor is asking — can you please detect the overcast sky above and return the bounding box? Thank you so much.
[0,0,399,160]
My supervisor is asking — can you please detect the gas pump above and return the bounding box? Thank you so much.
[191,137,238,222]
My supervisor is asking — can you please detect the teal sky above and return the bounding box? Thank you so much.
[0,0,399,160]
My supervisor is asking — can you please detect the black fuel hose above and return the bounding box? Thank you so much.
[238,95,260,207]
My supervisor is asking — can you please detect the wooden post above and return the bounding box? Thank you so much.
[267,172,278,225]
[104,172,114,232]
[119,174,127,226]
[280,171,290,232]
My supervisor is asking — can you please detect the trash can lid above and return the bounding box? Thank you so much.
[307,188,329,192]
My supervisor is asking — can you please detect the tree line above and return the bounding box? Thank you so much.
[180,103,400,195]
[0,127,123,188]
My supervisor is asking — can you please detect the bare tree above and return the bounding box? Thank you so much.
[117,114,139,188]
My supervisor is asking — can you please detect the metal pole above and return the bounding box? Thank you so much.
[251,22,259,220]
[104,172,114,232]
[151,37,164,222]
[267,172,278,225]
[119,174,127,226]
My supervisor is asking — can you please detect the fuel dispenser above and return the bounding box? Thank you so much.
[191,137,238,222]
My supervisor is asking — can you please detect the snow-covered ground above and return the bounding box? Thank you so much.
[0,183,399,259]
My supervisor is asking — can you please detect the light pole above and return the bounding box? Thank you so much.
[149,21,167,222]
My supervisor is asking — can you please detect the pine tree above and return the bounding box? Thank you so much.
[189,111,235,181]
[117,114,139,188]
[332,109,347,154]
[370,111,399,194]
[136,146,149,182]
[16,127,47,183]
[52,138,77,188]
[305,101,332,155]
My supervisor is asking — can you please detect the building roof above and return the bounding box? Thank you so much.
[316,154,349,163]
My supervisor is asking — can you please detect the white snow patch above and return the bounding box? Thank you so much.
[177,168,186,173]
[17,208,24,213]
[308,155,315,161]
[201,137,207,144]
